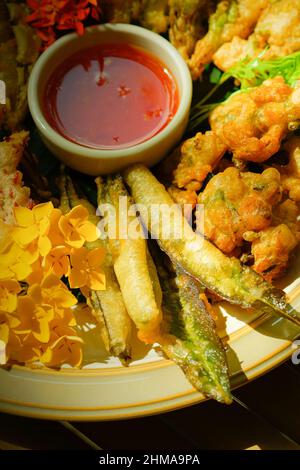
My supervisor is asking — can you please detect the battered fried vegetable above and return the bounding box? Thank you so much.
[189,0,267,79]
[58,171,132,363]
[140,0,169,33]
[197,167,282,254]
[102,0,141,23]
[150,244,232,404]
[246,224,298,282]
[124,164,300,326]
[0,131,30,224]
[168,0,211,61]
[0,0,40,130]
[97,175,163,344]
[277,136,300,202]
[210,77,300,163]
[214,0,300,72]
[172,131,227,192]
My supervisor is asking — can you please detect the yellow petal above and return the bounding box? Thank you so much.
[41,273,61,290]
[32,318,50,343]
[27,284,43,304]
[88,270,106,290]
[13,206,34,227]
[38,235,52,257]
[70,247,87,268]
[69,268,87,289]
[39,217,50,236]
[11,262,32,281]
[87,247,106,268]
[32,202,54,221]
[68,205,89,225]
[77,221,99,242]
[12,225,38,246]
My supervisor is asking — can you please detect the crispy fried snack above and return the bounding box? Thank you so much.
[172,131,227,192]
[0,0,40,130]
[210,77,300,163]
[248,224,298,282]
[277,136,300,202]
[102,0,142,23]
[168,0,212,61]
[189,0,267,79]
[0,131,30,225]
[197,166,282,254]
[214,0,300,72]
[140,0,169,33]
[124,164,300,325]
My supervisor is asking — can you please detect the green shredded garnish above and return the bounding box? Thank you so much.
[188,50,300,134]
[224,50,300,89]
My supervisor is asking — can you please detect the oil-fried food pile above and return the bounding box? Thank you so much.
[167,76,300,282]
[102,1,300,80]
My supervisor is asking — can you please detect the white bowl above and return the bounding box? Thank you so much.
[28,24,192,176]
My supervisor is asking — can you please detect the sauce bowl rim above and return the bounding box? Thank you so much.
[28,23,192,160]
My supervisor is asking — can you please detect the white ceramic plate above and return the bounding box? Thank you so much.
[0,251,299,421]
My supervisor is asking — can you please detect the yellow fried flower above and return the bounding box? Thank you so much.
[44,246,70,278]
[12,202,54,258]
[40,325,83,368]
[0,280,21,313]
[14,296,54,343]
[28,273,77,313]
[69,247,106,290]
[58,205,99,248]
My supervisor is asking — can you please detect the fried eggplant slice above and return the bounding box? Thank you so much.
[124,164,300,326]
[150,243,232,404]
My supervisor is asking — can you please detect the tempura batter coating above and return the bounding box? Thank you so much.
[277,136,300,202]
[140,0,169,33]
[168,0,212,61]
[214,0,300,72]
[210,77,300,163]
[0,131,31,225]
[197,167,282,253]
[250,224,298,282]
[172,131,227,191]
[189,0,267,79]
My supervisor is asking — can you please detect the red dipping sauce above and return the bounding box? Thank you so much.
[44,43,179,149]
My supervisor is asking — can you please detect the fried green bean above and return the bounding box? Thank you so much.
[58,169,132,363]
[150,243,232,403]
[100,174,163,344]
[123,164,300,327]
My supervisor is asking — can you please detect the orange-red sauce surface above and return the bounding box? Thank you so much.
[44,43,178,149]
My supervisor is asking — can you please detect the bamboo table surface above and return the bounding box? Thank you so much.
[0,361,299,450]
